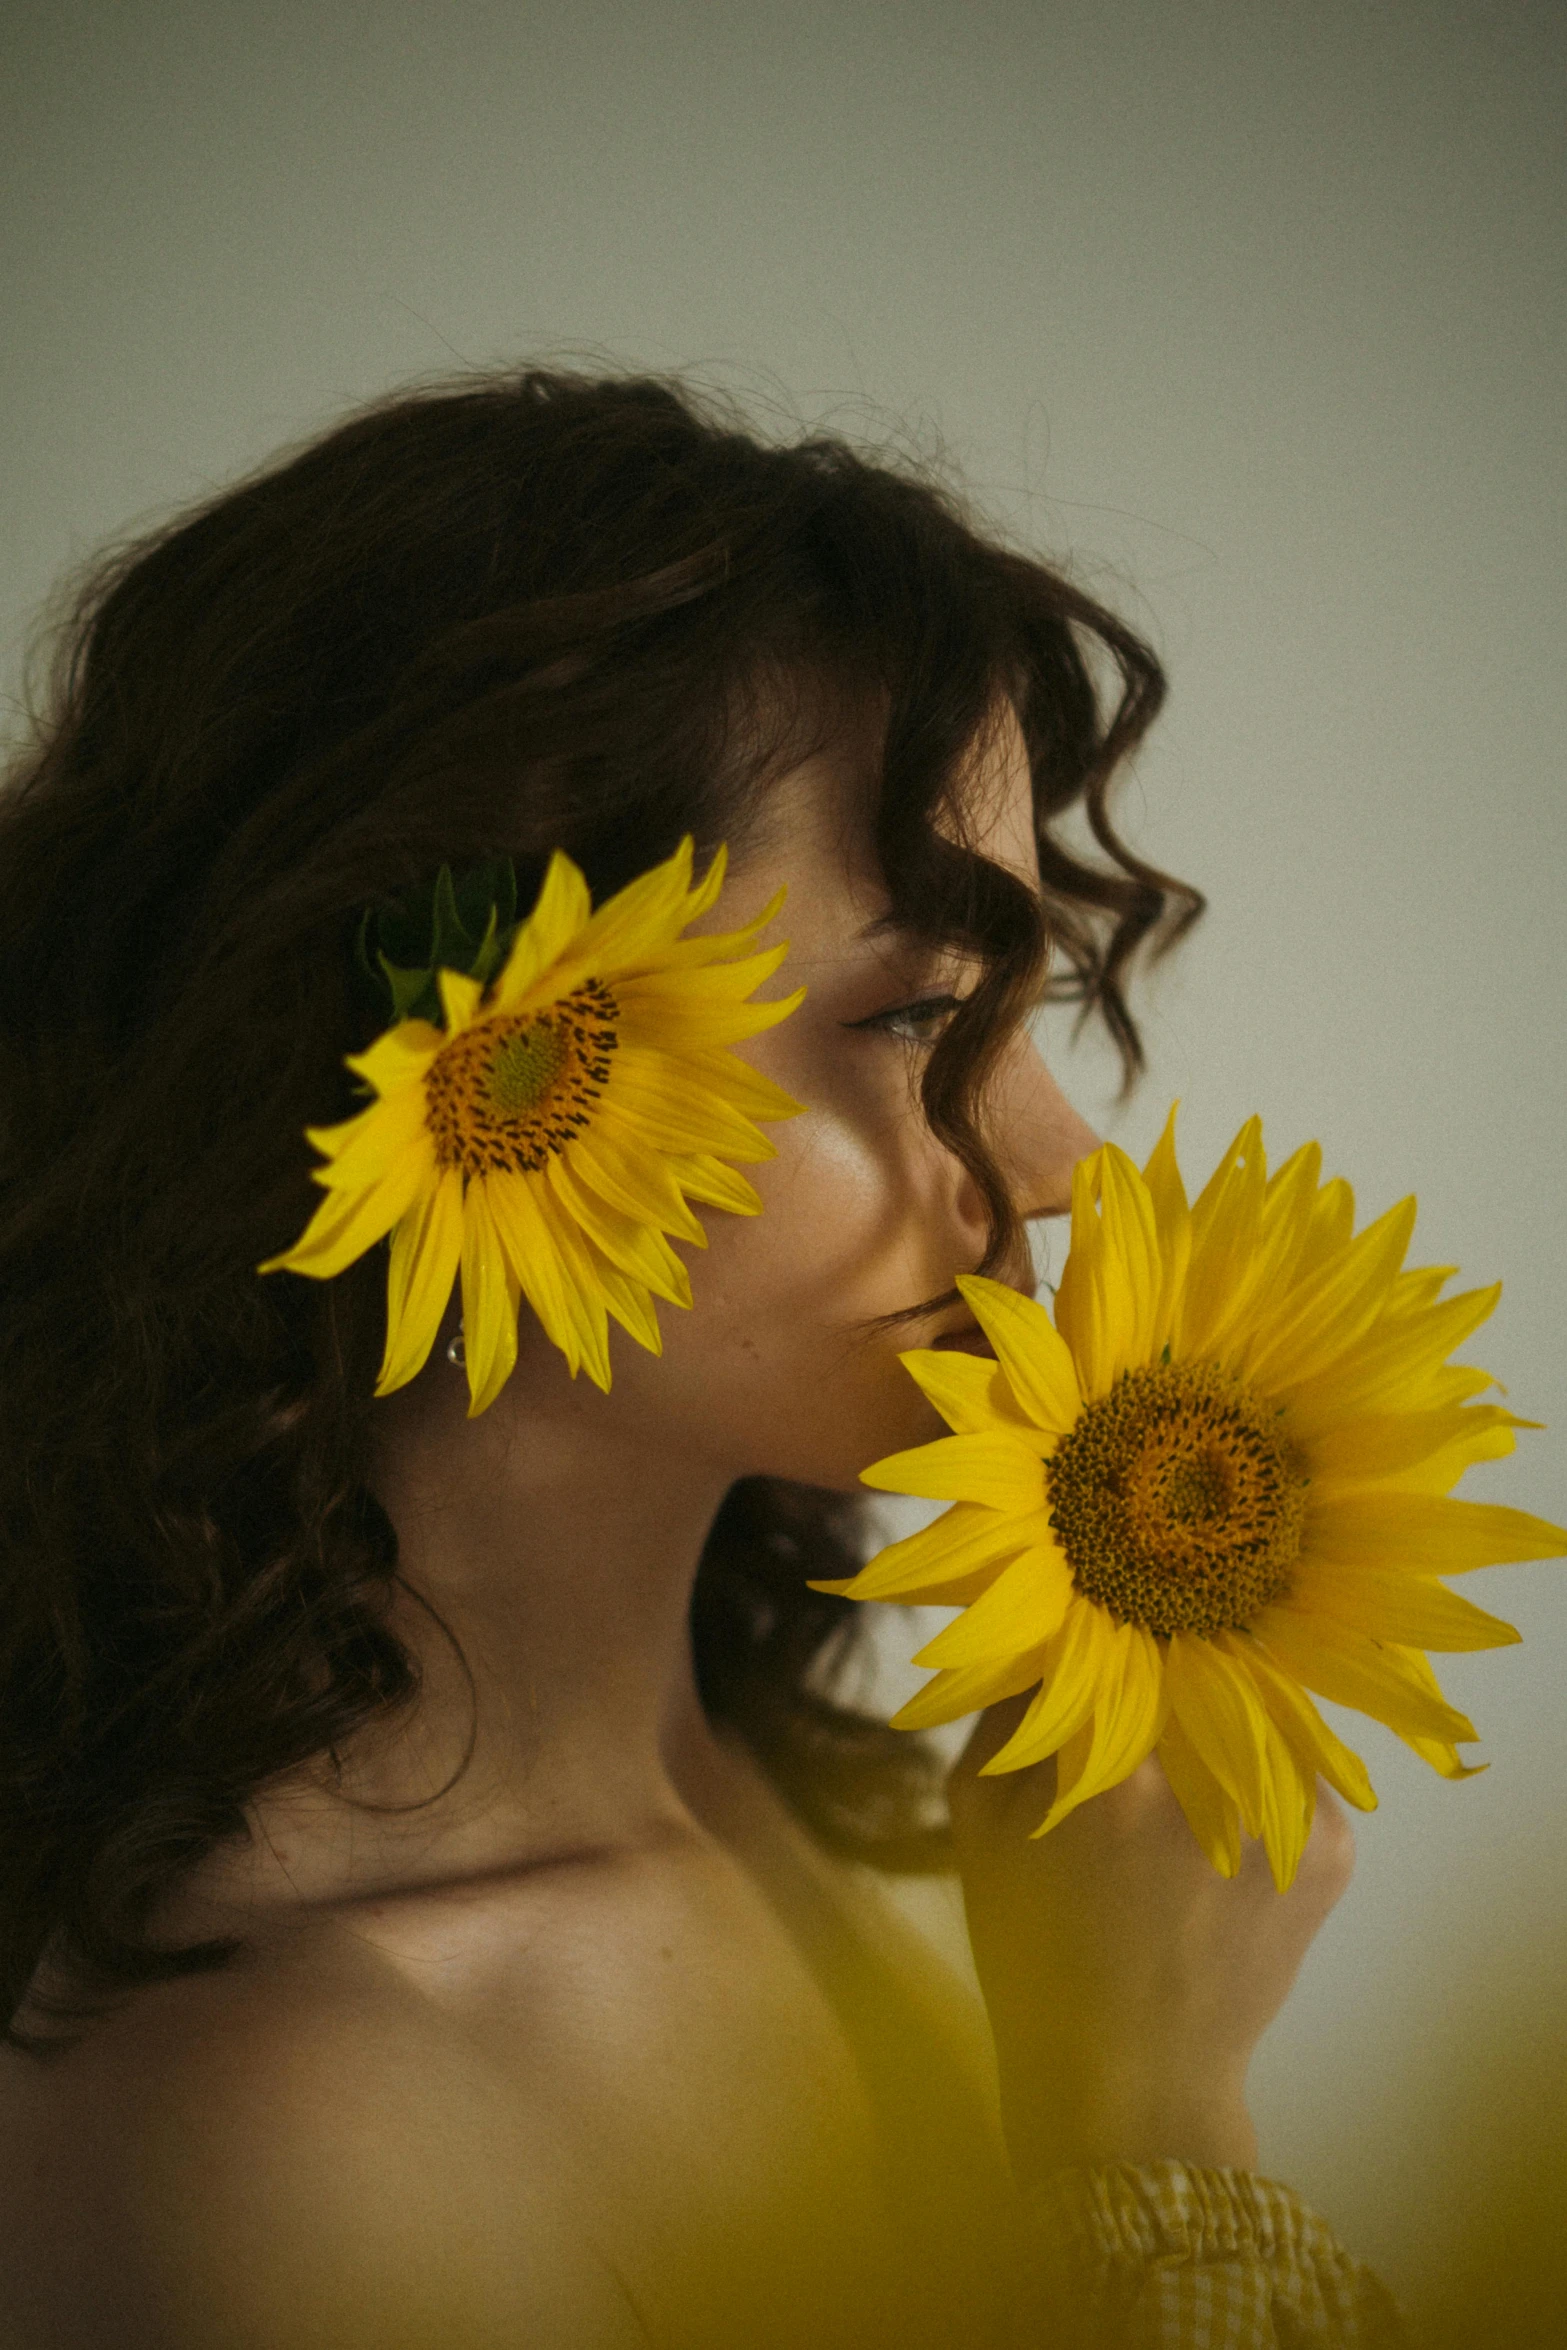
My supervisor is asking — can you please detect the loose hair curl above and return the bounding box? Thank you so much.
[0,368,1200,2045]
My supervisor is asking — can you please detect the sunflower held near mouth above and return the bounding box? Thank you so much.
[818,1110,1566,1888]
[259,838,804,1415]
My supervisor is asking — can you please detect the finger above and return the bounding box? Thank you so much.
[1300,1778,1357,1902]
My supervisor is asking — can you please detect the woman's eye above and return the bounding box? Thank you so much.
[854,993,965,1044]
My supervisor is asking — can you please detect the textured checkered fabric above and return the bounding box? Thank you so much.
[1032,2161,1410,2348]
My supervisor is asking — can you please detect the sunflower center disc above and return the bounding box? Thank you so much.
[423,980,620,1178]
[487,1023,571,1114]
[1044,1361,1307,1637]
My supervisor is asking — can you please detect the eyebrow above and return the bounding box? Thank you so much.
[853,910,913,942]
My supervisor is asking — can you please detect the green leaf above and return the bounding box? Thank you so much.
[454,855,517,944]
[350,854,522,1028]
[378,953,443,1026]
[469,902,502,988]
[427,865,476,974]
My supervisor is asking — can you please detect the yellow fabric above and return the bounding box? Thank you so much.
[1032,2161,1409,2348]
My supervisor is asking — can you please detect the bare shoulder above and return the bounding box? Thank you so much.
[0,1929,649,2350]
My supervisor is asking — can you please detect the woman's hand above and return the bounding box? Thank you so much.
[949,1694,1357,2190]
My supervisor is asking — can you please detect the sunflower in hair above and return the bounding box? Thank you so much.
[260,838,804,1414]
[819,1110,1565,1888]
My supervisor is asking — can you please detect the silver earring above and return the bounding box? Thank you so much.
[446,1316,466,1367]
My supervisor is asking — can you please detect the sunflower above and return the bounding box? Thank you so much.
[818,1109,1566,1888]
[259,838,804,1415]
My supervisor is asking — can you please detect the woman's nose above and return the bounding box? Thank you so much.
[998,1046,1101,1223]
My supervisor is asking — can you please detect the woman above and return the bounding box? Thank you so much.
[0,370,1405,2346]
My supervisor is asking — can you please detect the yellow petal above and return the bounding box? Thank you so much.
[1263,1137,1323,1227]
[662,1153,763,1219]
[1241,1194,1417,1393]
[823,1502,1053,1605]
[581,1246,664,1355]
[545,1153,692,1309]
[1250,1605,1477,1745]
[1384,1264,1458,1319]
[1304,1404,1525,1493]
[435,966,484,1034]
[555,855,779,998]
[614,940,792,1006]
[459,1178,522,1417]
[1381,1654,1494,1776]
[639,893,791,979]
[294,1100,378,1169]
[600,1056,779,1162]
[1390,1651,1490,1779]
[1212,1141,1323,1361]
[340,1018,446,1104]
[662,1045,806,1128]
[1030,1721,1097,1839]
[657,874,789,972]
[1031,1622,1168,1835]
[1418,1364,1504,1412]
[1402,1734,1489,1781]
[1053,1155,1135,1401]
[955,1274,1084,1433]
[568,1136,706,1246]
[1291,1560,1521,1652]
[1164,1632,1269,1835]
[1256,1708,1315,1892]
[1216,1634,1377,1811]
[493,849,596,1010]
[979,1600,1111,1774]
[304,1083,433,1192]
[374,1166,465,1395]
[257,1143,432,1280]
[1278,1281,1502,1439]
[614,934,787,998]
[912,1543,1075,1669]
[529,1184,614,1390]
[1292,1176,1356,1284]
[1096,1145,1162,1375]
[1178,1116,1266,1360]
[533,840,694,992]
[616,967,805,1047]
[680,841,730,925]
[897,1346,1047,1440]
[484,1171,582,1378]
[1304,1491,1567,1574]
[1142,1102,1192,1354]
[858,1430,1047,1513]
[1356,1418,1524,1498]
[889,1643,1053,1731]
[1157,1711,1242,1877]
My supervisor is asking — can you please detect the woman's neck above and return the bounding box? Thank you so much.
[202,1373,744,1919]
[365,1394,735,1852]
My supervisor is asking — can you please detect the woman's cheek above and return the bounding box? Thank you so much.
[733,1100,921,1318]
[631,1109,950,1484]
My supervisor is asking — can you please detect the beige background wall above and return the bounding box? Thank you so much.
[5,0,1563,2311]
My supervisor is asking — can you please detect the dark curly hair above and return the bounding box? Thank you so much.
[0,367,1200,2047]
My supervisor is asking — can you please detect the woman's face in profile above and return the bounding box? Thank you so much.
[461,703,1099,1491]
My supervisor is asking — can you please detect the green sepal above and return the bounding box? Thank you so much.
[351,854,523,1037]
[346,855,524,1102]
